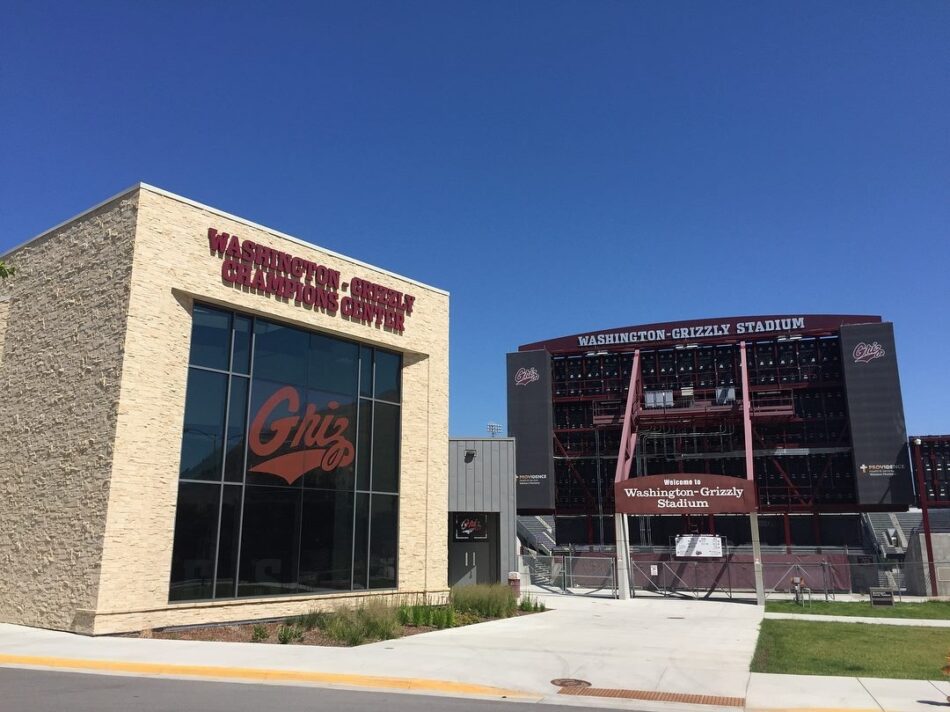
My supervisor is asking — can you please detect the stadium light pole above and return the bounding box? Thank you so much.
[487,422,502,438]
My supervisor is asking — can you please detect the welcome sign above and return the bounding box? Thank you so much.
[614,474,756,515]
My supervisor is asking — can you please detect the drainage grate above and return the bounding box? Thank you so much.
[550,678,591,688]
[557,686,744,707]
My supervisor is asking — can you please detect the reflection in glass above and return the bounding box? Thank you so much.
[359,346,373,397]
[372,402,400,493]
[224,376,249,482]
[300,490,354,591]
[352,493,370,590]
[310,333,358,397]
[232,316,252,375]
[190,306,231,370]
[357,399,373,491]
[215,485,242,597]
[238,486,301,597]
[374,350,401,402]
[254,320,309,386]
[169,482,220,601]
[180,369,228,481]
[369,494,398,589]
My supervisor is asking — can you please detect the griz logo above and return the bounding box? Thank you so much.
[514,367,540,386]
[852,341,885,364]
[459,517,484,536]
[248,386,355,484]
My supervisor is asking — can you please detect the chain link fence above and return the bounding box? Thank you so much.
[520,553,949,600]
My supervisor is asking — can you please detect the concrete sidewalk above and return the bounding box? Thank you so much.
[0,594,948,712]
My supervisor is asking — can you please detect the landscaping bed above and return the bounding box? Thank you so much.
[751,619,950,680]
[144,585,546,647]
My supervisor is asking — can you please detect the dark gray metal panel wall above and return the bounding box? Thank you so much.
[449,438,517,577]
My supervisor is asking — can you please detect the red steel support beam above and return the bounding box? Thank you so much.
[912,439,939,597]
[613,350,642,484]
[740,342,755,483]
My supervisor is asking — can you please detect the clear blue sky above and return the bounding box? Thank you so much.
[2,1,948,437]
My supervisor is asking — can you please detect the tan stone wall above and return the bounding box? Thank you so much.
[0,297,9,367]
[0,195,139,632]
[94,186,449,633]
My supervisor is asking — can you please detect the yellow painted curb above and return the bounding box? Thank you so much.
[0,653,537,699]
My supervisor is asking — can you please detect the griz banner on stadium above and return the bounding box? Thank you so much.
[578,317,806,347]
[614,474,757,515]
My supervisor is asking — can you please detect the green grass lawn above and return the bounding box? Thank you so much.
[766,599,950,620]
[751,619,950,680]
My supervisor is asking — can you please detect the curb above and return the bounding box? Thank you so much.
[0,653,539,700]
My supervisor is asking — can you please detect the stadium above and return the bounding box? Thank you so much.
[506,314,945,584]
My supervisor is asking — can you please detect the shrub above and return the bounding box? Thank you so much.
[397,604,411,626]
[450,584,517,619]
[320,601,401,645]
[251,624,269,641]
[360,600,400,641]
[276,624,303,644]
[324,609,365,645]
[454,610,480,626]
[291,609,326,631]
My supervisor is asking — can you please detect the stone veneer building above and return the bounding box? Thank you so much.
[0,184,449,635]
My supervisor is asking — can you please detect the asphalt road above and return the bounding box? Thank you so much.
[0,668,592,712]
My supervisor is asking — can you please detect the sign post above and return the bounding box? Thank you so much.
[615,514,631,599]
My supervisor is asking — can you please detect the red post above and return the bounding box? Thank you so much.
[912,438,939,597]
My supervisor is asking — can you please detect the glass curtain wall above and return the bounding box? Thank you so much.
[169,304,401,601]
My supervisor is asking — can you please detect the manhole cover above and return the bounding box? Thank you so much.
[551,678,592,688]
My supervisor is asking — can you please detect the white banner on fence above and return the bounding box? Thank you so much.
[675,534,724,558]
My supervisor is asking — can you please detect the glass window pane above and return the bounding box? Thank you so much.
[232,315,252,375]
[299,490,354,592]
[245,379,304,488]
[214,484,242,598]
[359,346,373,397]
[238,486,301,597]
[369,494,398,589]
[253,319,309,386]
[372,402,400,493]
[352,492,370,590]
[356,399,373,491]
[247,380,357,488]
[169,482,220,601]
[310,332,358,398]
[224,376,249,482]
[190,305,231,370]
[302,389,356,491]
[180,369,228,481]
[374,350,401,403]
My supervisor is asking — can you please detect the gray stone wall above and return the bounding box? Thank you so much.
[0,195,139,631]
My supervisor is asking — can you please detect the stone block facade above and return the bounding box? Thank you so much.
[0,185,449,634]
[0,195,139,632]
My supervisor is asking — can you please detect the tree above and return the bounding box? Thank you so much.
[0,260,14,280]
